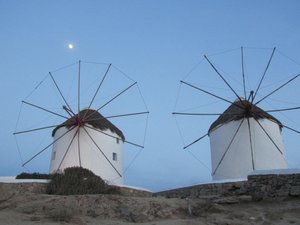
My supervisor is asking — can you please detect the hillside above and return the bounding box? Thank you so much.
[0,179,299,225]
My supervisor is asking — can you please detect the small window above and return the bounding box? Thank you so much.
[52,151,56,160]
[112,152,117,161]
[116,138,120,144]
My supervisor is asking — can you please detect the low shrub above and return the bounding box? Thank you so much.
[46,167,120,195]
[16,172,51,179]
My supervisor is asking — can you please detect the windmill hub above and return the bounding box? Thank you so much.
[75,116,83,126]
[208,99,283,134]
[243,101,253,117]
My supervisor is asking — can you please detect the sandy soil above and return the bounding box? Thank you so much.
[0,190,299,225]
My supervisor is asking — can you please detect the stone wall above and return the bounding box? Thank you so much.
[116,186,152,197]
[0,182,46,195]
[155,180,249,199]
[0,182,47,202]
[248,173,300,200]
[156,173,300,200]
[1,173,300,200]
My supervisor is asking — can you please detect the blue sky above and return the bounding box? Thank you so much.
[1,1,300,191]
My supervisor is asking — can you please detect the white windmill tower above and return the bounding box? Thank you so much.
[50,108,125,184]
[173,47,300,181]
[14,61,149,185]
[208,98,286,180]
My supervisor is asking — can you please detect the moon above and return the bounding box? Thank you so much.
[68,44,74,49]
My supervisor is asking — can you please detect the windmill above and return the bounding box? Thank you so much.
[14,61,149,185]
[173,47,300,180]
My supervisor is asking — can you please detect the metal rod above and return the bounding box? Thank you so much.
[213,118,244,175]
[13,124,63,135]
[183,133,208,149]
[78,60,81,113]
[22,126,76,167]
[49,72,74,114]
[180,81,236,106]
[281,124,300,134]
[265,106,300,113]
[204,55,243,103]
[85,124,144,148]
[181,80,247,111]
[252,47,276,102]
[105,111,149,119]
[248,90,254,102]
[255,73,300,105]
[63,105,75,117]
[246,118,255,170]
[77,126,82,167]
[22,100,69,119]
[88,64,112,110]
[82,63,112,121]
[83,111,149,123]
[98,82,137,111]
[84,82,137,121]
[122,140,144,149]
[57,127,79,170]
[254,118,283,155]
[172,112,241,116]
[83,126,122,177]
[241,47,247,99]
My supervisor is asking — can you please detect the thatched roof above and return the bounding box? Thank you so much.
[52,109,125,141]
[208,99,282,133]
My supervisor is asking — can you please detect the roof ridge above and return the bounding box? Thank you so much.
[52,109,125,141]
[208,100,282,133]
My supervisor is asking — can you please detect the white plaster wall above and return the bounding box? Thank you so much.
[209,118,287,180]
[49,125,123,185]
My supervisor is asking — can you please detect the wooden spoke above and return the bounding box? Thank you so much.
[22,126,76,167]
[49,72,74,114]
[83,126,122,177]
[204,55,243,103]
[183,133,208,150]
[254,118,283,155]
[212,118,245,175]
[22,100,69,120]
[246,118,255,170]
[255,73,300,105]
[57,127,80,170]
[13,124,63,135]
[252,47,276,102]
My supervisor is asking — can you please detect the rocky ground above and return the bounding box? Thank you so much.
[0,189,299,225]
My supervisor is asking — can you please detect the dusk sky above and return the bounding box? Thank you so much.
[1,1,300,191]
